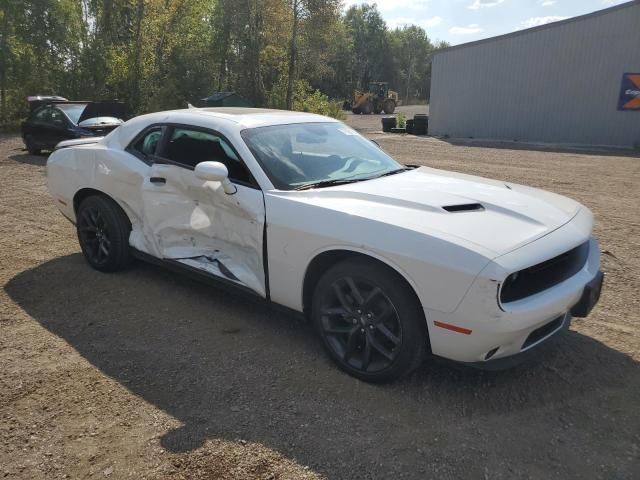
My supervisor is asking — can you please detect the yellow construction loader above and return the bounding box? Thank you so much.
[350,82,398,114]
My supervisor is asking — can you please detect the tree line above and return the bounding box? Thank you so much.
[0,0,449,128]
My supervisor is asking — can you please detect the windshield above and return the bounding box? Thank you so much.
[241,122,403,190]
[57,103,87,124]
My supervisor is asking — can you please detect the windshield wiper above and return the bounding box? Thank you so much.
[294,167,411,191]
[365,167,411,180]
[293,178,365,191]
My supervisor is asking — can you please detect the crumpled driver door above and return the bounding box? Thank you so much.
[135,162,266,297]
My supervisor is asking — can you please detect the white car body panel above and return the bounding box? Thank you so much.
[55,137,104,149]
[46,108,602,365]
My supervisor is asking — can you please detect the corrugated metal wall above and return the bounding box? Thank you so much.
[429,1,640,148]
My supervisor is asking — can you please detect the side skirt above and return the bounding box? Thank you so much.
[130,249,305,321]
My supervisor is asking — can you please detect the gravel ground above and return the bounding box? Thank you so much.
[1,113,639,480]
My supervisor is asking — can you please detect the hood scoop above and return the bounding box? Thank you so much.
[442,203,485,213]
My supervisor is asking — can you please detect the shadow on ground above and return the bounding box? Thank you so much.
[6,254,639,478]
[8,150,49,166]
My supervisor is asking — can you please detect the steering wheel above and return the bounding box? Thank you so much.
[331,155,365,174]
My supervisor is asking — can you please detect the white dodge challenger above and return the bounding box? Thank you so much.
[46,108,603,382]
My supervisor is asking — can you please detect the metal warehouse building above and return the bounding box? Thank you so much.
[429,1,640,149]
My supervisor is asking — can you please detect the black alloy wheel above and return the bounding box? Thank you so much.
[313,259,427,383]
[76,195,132,272]
[78,205,111,266]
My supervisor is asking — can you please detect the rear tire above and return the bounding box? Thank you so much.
[76,195,132,272]
[312,258,428,383]
[24,135,41,155]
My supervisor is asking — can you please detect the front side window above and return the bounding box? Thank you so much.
[163,127,251,183]
[241,122,404,190]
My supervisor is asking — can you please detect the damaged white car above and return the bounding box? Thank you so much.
[47,108,603,382]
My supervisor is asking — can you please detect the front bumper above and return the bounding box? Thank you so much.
[457,314,572,370]
[461,270,604,370]
[425,231,602,364]
[570,270,604,318]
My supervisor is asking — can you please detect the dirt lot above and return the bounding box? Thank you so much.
[1,112,639,480]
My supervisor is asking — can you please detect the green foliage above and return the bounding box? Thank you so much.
[268,76,345,120]
[344,4,390,90]
[396,112,406,129]
[296,89,346,120]
[0,0,445,129]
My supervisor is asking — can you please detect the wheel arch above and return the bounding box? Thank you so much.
[73,188,136,227]
[74,187,107,214]
[302,249,427,328]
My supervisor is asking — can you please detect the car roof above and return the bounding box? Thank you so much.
[188,107,338,128]
[106,107,340,149]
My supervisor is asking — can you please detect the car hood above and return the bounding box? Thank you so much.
[283,167,583,257]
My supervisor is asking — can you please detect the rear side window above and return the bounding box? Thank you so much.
[163,128,251,183]
[32,108,51,123]
[130,128,163,159]
[49,108,67,126]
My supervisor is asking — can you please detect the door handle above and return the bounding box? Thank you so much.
[150,177,166,185]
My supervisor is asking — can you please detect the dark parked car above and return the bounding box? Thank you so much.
[22,96,126,154]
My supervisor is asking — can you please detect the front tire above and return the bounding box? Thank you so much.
[312,259,428,383]
[76,195,132,272]
[383,99,396,114]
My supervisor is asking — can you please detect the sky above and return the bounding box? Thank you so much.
[343,0,631,45]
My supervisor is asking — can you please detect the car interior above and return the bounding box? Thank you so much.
[165,129,250,182]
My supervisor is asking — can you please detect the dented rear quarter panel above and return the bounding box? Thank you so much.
[47,143,147,224]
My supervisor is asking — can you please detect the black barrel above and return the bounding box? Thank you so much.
[381,117,397,132]
[413,114,428,135]
[406,119,414,134]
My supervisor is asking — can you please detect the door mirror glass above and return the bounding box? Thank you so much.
[194,161,229,182]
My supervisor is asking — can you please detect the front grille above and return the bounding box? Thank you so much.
[500,241,589,304]
[522,315,565,349]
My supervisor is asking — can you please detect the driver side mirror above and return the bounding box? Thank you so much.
[194,161,237,195]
